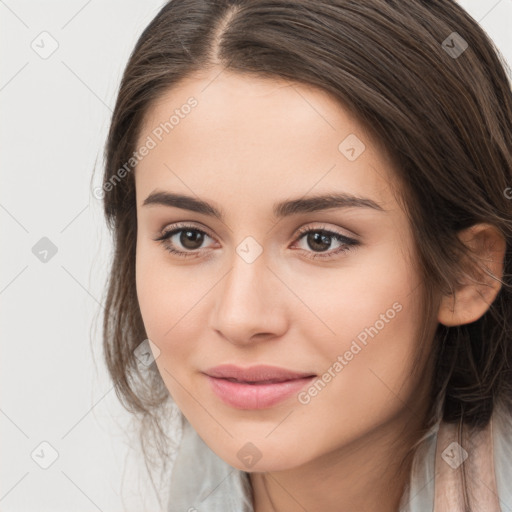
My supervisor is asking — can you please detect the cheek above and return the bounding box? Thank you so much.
[135,242,161,337]
[135,239,181,360]
[286,236,421,355]
[135,240,212,367]
[297,240,426,409]
[135,248,197,408]
[293,289,426,460]
[318,289,425,423]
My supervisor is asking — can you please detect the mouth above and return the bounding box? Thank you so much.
[221,377,303,384]
[203,364,316,409]
[204,363,316,382]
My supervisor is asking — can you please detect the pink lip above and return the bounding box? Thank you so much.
[203,364,316,409]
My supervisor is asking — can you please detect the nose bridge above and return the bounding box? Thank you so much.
[211,240,285,344]
[219,244,268,321]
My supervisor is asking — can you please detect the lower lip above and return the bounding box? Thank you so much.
[206,375,315,409]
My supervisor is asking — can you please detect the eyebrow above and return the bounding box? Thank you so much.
[142,190,384,220]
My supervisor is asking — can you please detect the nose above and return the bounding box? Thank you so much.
[209,248,288,346]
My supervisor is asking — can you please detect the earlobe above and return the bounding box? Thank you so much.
[437,223,506,327]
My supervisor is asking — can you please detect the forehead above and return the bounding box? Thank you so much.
[139,69,365,147]
[135,69,397,213]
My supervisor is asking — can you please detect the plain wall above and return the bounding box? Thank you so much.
[1,1,511,510]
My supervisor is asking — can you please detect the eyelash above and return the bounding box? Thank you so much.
[153,222,359,261]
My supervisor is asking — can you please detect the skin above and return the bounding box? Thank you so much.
[133,68,505,512]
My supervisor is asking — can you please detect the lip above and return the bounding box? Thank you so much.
[203,364,316,409]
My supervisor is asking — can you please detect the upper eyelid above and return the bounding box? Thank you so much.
[159,221,214,239]
[295,223,356,239]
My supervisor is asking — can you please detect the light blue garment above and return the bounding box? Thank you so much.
[167,417,253,512]
[168,403,512,512]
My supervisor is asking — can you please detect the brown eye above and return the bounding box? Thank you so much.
[154,224,215,258]
[178,229,206,250]
[293,226,360,260]
[305,231,333,252]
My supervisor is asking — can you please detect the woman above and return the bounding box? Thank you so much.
[99,1,512,510]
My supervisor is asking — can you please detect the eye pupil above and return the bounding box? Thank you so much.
[307,231,331,252]
[180,229,204,250]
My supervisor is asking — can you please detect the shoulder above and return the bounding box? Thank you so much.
[399,402,512,511]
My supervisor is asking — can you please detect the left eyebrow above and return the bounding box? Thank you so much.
[142,190,385,222]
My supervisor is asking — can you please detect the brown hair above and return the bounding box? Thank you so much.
[99,0,512,503]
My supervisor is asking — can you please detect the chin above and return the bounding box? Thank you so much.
[212,438,310,473]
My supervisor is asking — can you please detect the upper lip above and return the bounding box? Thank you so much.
[203,364,316,383]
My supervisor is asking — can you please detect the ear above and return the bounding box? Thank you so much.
[437,223,506,327]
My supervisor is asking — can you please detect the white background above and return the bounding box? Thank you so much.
[1,1,511,511]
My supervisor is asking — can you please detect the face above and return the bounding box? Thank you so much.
[134,69,433,472]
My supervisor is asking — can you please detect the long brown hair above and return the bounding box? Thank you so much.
[99,0,512,504]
